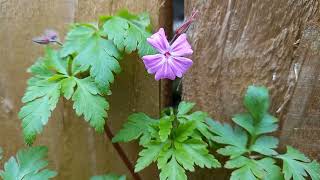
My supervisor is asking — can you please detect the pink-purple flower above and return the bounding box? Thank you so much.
[142,28,193,80]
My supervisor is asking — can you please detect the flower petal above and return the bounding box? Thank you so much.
[155,61,176,80]
[171,56,193,75]
[170,33,193,56]
[147,28,170,54]
[142,54,165,74]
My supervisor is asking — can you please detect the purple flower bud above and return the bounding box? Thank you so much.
[175,10,199,37]
[32,29,60,45]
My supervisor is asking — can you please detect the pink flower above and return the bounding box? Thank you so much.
[142,28,193,80]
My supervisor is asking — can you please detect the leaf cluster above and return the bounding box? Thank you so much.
[19,10,154,145]
[113,102,221,180]
[207,85,320,180]
[0,146,57,180]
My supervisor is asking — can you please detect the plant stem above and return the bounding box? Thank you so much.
[67,56,73,76]
[248,134,257,155]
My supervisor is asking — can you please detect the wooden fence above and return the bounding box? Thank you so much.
[0,0,319,180]
[0,0,171,179]
[183,0,320,179]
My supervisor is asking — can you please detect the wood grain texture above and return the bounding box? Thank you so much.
[0,0,169,179]
[280,22,320,160]
[183,0,320,179]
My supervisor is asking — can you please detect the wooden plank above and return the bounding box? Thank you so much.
[279,22,320,160]
[0,0,169,179]
[0,0,133,179]
[183,0,320,179]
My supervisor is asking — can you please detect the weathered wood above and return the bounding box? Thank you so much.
[0,0,169,179]
[280,22,320,160]
[183,0,319,178]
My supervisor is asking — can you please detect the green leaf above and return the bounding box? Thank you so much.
[232,113,278,136]
[177,101,195,115]
[61,24,121,93]
[19,47,69,144]
[0,146,57,180]
[225,156,281,180]
[135,142,165,172]
[174,121,196,142]
[90,173,126,180]
[178,111,214,141]
[159,157,187,180]
[277,146,320,180]
[102,10,154,56]
[181,139,221,168]
[244,85,270,121]
[19,81,61,144]
[72,77,109,132]
[159,116,173,142]
[207,119,248,158]
[43,47,68,75]
[250,136,279,156]
[112,113,156,145]
[174,144,195,171]
[61,77,76,100]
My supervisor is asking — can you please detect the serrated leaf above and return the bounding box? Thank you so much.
[135,142,165,172]
[112,113,156,145]
[19,47,69,144]
[61,24,97,57]
[61,24,121,93]
[43,47,68,75]
[225,156,280,180]
[72,77,108,132]
[0,146,57,180]
[232,113,278,136]
[19,81,61,145]
[159,116,173,142]
[174,121,196,142]
[102,10,154,56]
[61,77,76,99]
[277,146,320,180]
[90,173,126,180]
[159,157,187,180]
[174,144,195,171]
[250,136,279,156]
[182,139,221,168]
[207,119,248,158]
[244,85,270,121]
[177,101,195,115]
[177,110,214,141]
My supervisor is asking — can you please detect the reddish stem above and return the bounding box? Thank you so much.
[104,125,142,180]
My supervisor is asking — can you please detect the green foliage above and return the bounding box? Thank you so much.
[61,24,121,94]
[0,146,57,180]
[114,101,220,180]
[277,146,320,180]
[225,156,282,180]
[19,47,109,144]
[101,10,154,56]
[207,85,320,180]
[19,10,154,144]
[90,173,126,180]
[112,113,157,145]
[18,47,67,144]
[207,119,248,159]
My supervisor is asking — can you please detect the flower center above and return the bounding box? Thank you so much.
[164,51,171,58]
